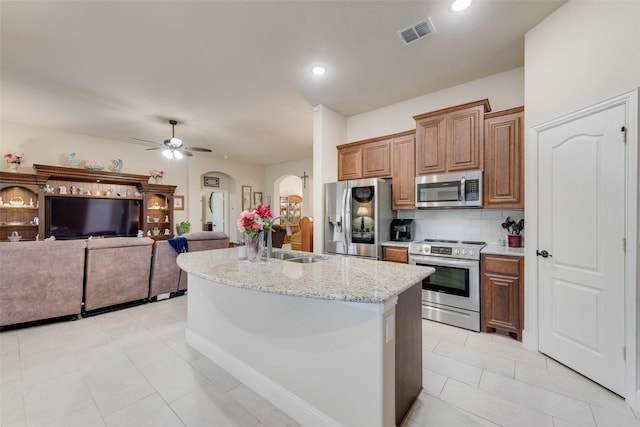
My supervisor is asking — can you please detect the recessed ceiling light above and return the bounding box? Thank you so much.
[451,0,472,12]
[311,66,326,76]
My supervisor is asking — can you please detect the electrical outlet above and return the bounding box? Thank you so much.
[386,314,394,343]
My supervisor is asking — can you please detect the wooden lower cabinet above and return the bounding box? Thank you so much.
[481,253,524,341]
[383,246,408,264]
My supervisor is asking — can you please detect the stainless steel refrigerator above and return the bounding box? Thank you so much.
[324,178,392,260]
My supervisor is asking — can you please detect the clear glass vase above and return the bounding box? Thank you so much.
[245,233,264,262]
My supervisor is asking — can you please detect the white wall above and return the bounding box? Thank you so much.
[347,67,525,143]
[313,105,345,253]
[524,0,640,409]
[0,120,264,242]
[264,157,313,217]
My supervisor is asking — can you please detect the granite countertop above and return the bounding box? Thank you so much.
[481,244,525,257]
[177,248,433,304]
[381,241,413,248]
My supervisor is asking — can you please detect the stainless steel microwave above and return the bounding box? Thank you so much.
[415,171,483,208]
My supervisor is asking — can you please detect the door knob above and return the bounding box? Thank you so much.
[536,250,552,258]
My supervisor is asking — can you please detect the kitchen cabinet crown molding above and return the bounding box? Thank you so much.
[337,129,415,150]
[412,99,491,121]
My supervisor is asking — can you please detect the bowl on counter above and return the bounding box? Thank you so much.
[8,235,22,242]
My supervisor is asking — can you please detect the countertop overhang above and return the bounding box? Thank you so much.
[177,248,433,304]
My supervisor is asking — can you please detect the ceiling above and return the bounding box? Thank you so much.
[0,0,564,166]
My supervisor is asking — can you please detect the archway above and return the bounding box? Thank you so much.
[201,171,233,236]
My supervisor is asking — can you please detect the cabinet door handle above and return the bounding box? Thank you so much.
[536,250,552,258]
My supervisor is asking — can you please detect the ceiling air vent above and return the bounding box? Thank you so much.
[397,17,436,45]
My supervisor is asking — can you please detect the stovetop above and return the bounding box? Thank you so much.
[408,238,486,260]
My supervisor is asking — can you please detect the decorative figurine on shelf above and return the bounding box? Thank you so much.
[147,230,151,237]
[4,151,24,173]
[32,217,39,225]
[0,197,3,206]
[66,153,79,168]
[110,159,123,172]
[29,198,33,207]
[59,186,67,194]
[44,183,54,194]
[165,215,169,222]
[150,169,164,184]
[137,230,144,238]
[69,185,77,195]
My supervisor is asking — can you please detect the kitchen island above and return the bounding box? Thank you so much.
[177,248,434,427]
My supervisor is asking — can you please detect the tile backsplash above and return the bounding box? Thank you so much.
[397,209,525,247]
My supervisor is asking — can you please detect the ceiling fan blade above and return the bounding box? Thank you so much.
[178,149,193,157]
[145,147,161,151]
[185,147,212,153]
[131,137,161,145]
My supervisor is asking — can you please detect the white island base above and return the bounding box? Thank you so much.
[185,275,422,427]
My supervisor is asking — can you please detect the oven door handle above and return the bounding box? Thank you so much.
[409,255,478,269]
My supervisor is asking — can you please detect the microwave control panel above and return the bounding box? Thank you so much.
[465,179,480,201]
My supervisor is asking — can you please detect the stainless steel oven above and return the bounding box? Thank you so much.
[408,239,485,331]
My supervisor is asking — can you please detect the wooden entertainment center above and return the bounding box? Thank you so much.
[0,164,176,242]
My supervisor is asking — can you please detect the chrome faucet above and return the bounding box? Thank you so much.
[266,215,292,260]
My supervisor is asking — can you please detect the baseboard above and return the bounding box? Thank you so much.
[185,329,342,427]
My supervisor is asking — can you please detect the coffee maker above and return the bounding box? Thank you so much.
[390,219,414,242]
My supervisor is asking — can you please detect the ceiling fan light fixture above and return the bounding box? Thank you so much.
[162,149,174,159]
[173,150,184,160]
[169,137,183,148]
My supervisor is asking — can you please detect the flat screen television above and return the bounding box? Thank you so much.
[46,197,141,239]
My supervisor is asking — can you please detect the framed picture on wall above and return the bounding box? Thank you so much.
[253,192,263,206]
[174,195,185,210]
[242,185,252,211]
[203,176,220,187]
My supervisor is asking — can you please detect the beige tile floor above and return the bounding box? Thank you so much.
[1,295,639,427]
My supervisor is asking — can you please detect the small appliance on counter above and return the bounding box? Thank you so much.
[390,219,414,242]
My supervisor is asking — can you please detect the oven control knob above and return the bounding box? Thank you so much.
[424,246,430,254]
[469,250,475,256]
[453,248,460,255]
[461,249,467,255]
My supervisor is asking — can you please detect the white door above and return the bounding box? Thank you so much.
[538,103,626,394]
[203,191,226,233]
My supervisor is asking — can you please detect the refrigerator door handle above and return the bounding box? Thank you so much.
[344,187,351,248]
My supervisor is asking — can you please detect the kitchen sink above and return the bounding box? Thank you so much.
[270,251,326,263]
[285,256,326,264]
[270,251,301,260]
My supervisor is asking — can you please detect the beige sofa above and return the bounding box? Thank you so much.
[0,240,87,327]
[84,237,154,312]
[149,231,229,298]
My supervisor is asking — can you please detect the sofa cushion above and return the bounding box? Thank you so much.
[84,237,154,311]
[0,240,87,327]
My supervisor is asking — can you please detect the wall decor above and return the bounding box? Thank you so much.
[242,185,252,211]
[253,191,263,206]
[174,195,185,210]
[204,176,220,187]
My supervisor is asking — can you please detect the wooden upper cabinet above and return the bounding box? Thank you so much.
[414,99,490,175]
[415,116,446,175]
[362,139,392,178]
[392,133,416,210]
[484,107,524,209]
[337,145,362,181]
[337,136,394,181]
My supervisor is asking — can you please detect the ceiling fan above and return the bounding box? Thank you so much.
[132,120,212,159]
